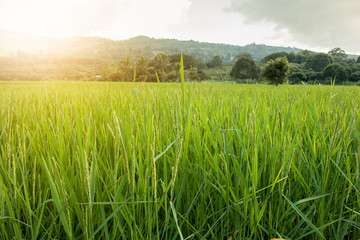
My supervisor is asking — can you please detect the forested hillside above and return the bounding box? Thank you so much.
[1,29,359,84]
[0,30,301,62]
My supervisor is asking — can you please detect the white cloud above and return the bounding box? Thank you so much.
[228,0,360,53]
[101,0,192,39]
[1,0,359,53]
[0,0,192,39]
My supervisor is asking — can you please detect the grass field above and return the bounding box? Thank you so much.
[1,81,360,239]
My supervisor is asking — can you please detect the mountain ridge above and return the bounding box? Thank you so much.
[0,29,315,63]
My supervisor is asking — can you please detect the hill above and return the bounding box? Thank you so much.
[0,30,302,63]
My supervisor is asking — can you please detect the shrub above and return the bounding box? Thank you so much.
[262,57,290,86]
[289,72,307,84]
[350,71,360,82]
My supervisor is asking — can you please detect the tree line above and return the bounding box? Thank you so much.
[97,53,211,82]
[229,48,360,85]
[4,46,358,85]
[104,48,360,85]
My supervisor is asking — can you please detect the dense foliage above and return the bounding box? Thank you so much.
[102,53,208,82]
[230,54,259,80]
[328,47,348,59]
[262,56,290,85]
[1,33,360,85]
[207,55,223,68]
[305,53,334,72]
[0,29,302,63]
[259,48,360,85]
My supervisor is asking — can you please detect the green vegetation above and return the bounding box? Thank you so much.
[2,47,360,86]
[305,53,334,72]
[328,47,348,59]
[230,53,259,81]
[1,81,360,239]
[258,48,360,85]
[1,29,360,85]
[0,54,207,83]
[0,30,302,63]
[262,56,290,86]
[207,55,223,68]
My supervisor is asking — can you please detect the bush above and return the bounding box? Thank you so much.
[305,71,322,82]
[262,57,290,86]
[230,55,258,80]
[350,71,360,82]
[305,53,333,72]
[110,73,121,82]
[322,63,340,80]
[207,55,223,68]
[165,71,178,82]
[289,72,307,84]
[335,66,350,82]
[197,69,208,81]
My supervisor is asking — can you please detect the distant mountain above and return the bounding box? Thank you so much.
[0,29,304,63]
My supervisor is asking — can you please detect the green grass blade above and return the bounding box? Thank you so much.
[283,194,325,239]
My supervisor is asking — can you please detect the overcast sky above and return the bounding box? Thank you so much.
[0,0,359,54]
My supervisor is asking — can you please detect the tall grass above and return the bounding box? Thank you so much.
[0,81,360,239]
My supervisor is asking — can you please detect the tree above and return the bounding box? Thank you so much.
[110,73,122,82]
[152,54,170,71]
[322,63,340,80]
[289,72,306,84]
[328,48,347,59]
[262,52,289,62]
[136,56,149,81]
[119,56,134,81]
[263,51,314,64]
[197,69,208,81]
[295,50,314,64]
[151,54,171,81]
[188,67,200,81]
[350,71,360,82]
[335,66,351,82]
[305,53,333,72]
[344,67,352,81]
[235,52,252,60]
[357,56,360,63]
[336,67,348,82]
[207,55,223,68]
[230,55,258,80]
[169,54,204,70]
[304,71,321,82]
[262,57,290,86]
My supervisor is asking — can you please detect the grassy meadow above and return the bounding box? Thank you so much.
[1,81,360,239]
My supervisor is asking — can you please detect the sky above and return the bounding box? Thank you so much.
[0,0,359,54]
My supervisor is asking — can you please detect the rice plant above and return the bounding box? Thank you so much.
[0,80,360,239]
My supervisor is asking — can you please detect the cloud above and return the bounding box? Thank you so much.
[104,0,192,38]
[0,0,192,39]
[228,0,360,53]
[166,0,284,46]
